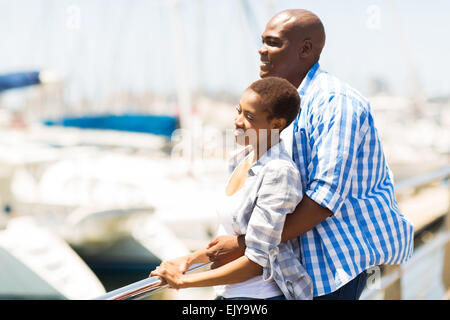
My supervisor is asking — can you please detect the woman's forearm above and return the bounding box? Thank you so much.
[187,248,211,266]
[180,256,262,288]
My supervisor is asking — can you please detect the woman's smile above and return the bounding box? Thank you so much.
[234,127,245,137]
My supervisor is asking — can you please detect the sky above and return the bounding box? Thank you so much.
[0,0,449,106]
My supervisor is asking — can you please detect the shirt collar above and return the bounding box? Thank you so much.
[298,61,321,97]
[248,141,284,176]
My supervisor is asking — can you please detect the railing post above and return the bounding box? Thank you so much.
[442,176,450,292]
[383,265,402,300]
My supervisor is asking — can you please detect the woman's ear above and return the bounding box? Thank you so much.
[271,118,286,130]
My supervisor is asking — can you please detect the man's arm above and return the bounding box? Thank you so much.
[281,194,332,242]
[206,194,331,267]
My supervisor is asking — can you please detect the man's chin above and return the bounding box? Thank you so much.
[260,69,271,78]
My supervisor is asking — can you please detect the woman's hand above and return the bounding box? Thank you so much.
[168,255,192,274]
[148,255,191,279]
[150,260,186,289]
[206,235,246,268]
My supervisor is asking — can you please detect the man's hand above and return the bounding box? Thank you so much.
[205,235,246,269]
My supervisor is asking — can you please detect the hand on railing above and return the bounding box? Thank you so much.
[94,262,211,300]
[150,260,187,289]
[151,255,192,275]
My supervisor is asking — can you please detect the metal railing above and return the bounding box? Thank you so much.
[94,262,212,300]
[95,165,450,300]
[360,230,450,300]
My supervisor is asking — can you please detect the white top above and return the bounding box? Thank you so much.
[213,163,283,299]
[212,144,313,300]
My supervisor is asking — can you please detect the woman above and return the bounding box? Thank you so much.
[150,77,313,300]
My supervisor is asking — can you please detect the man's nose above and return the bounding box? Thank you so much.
[258,43,267,56]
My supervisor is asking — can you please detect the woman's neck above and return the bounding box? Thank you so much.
[251,138,280,162]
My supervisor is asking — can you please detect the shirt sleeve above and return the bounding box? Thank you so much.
[305,93,369,214]
[244,162,303,279]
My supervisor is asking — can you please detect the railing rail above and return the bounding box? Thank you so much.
[360,231,450,300]
[93,262,212,300]
[394,165,450,192]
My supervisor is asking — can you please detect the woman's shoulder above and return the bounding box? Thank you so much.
[263,157,299,178]
[258,159,300,191]
[263,144,299,174]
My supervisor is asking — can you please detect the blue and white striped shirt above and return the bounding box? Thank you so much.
[283,62,415,297]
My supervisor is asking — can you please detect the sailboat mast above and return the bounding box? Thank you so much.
[168,0,195,170]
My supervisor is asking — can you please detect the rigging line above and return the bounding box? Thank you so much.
[385,0,425,115]
[236,0,261,81]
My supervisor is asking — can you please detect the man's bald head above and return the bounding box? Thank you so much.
[269,9,326,60]
[259,9,325,87]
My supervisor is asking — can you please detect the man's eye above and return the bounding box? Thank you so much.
[263,39,275,46]
[263,38,281,47]
[235,106,241,113]
[245,113,253,120]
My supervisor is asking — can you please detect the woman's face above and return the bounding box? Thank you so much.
[234,89,284,148]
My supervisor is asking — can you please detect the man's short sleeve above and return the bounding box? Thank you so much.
[305,94,369,214]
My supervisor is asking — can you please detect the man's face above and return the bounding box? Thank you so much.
[259,17,301,85]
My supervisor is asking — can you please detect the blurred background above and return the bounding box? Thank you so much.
[0,0,448,300]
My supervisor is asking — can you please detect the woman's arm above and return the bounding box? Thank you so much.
[185,248,211,266]
[150,248,211,278]
[206,195,331,267]
[150,255,262,289]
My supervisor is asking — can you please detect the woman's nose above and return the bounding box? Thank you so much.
[234,113,243,126]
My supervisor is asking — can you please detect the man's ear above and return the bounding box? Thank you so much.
[299,39,313,58]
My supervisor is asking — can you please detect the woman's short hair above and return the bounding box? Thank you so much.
[248,77,300,129]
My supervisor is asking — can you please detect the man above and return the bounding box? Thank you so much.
[205,9,414,300]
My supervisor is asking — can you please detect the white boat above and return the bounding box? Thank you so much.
[7,133,224,247]
[3,131,219,275]
[0,216,105,299]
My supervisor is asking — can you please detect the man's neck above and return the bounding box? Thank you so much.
[291,60,319,89]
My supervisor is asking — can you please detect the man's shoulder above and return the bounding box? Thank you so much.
[309,70,370,107]
[303,70,371,118]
